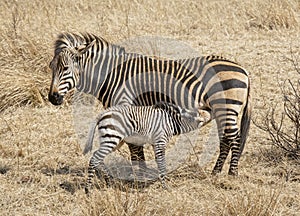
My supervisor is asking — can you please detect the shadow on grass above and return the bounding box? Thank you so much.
[41,165,157,194]
[0,165,10,174]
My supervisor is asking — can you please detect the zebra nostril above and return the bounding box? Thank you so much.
[49,92,64,105]
[53,92,59,98]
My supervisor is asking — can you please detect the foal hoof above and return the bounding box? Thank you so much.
[228,169,238,176]
[211,169,221,176]
[85,187,91,196]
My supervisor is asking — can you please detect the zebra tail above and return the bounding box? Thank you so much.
[83,119,99,155]
[239,84,251,155]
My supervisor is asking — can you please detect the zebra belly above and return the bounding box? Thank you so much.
[123,134,154,146]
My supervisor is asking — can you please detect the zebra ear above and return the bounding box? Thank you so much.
[76,40,96,56]
[180,108,199,121]
[49,55,58,70]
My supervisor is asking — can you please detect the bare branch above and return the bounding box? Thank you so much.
[256,53,300,161]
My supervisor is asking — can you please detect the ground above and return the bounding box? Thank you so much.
[0,0,300,215]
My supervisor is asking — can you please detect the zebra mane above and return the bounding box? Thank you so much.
[205,55,239,65]
[153,102,182,117]
[54,32,126,55]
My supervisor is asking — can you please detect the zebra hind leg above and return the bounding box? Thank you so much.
[212,133,241,176]
[212,110,243,176]
[85,161,96,195]
[228,134,242,176]
[85,149,113,195]
[212,136,231,175]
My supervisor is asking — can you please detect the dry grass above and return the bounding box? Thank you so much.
[1,0,300,215]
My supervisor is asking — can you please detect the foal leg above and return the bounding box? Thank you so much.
[153,142,167,189]
[85,141,119,194]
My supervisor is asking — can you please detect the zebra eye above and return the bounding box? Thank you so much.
[63,66,69,71]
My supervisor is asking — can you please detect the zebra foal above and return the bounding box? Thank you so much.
[84,103,210,194]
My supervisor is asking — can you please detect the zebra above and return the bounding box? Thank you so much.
[83,103,210,194]
[48,32,251,176]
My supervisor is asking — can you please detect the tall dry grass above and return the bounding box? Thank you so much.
[0,3,51,111]
[0,0,299,112]
[0,0,300,215]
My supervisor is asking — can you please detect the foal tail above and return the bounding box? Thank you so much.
[83,119,99,155]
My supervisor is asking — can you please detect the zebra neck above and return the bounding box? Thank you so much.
[97,52,142,107]
[172,120,183,135]
[173,120,198,135]
[76,46,127,102]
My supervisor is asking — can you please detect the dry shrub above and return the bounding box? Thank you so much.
[244,0,299,30]
[255,52,300,161]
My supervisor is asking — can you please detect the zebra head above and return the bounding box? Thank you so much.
[180,108,211,128]
[48,40,95,105]
[154,102,208,131]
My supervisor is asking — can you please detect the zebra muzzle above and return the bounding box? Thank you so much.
[48,91,64,105]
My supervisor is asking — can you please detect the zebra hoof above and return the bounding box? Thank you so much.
[104,176,113,187]
[211,169,221,176]
[85,187,91,196]
[228,169,238,176]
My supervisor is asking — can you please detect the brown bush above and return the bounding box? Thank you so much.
[255,52,300,161]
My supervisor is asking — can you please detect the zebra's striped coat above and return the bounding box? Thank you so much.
[48,32,251,176]
[84,103,208,193]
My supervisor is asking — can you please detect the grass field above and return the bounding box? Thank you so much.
[1,0,300,215]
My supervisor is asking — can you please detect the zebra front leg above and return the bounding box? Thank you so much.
[85,161,96,195]
[128,144,147,170]
[154,143,167,189]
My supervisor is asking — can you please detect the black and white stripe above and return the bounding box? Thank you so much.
[48,32,251,176]
[83,103,207,193]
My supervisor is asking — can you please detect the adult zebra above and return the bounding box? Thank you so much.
[48,32,251,176]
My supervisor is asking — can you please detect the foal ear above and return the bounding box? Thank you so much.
[76,40,96,55]
[49,55,58,69]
